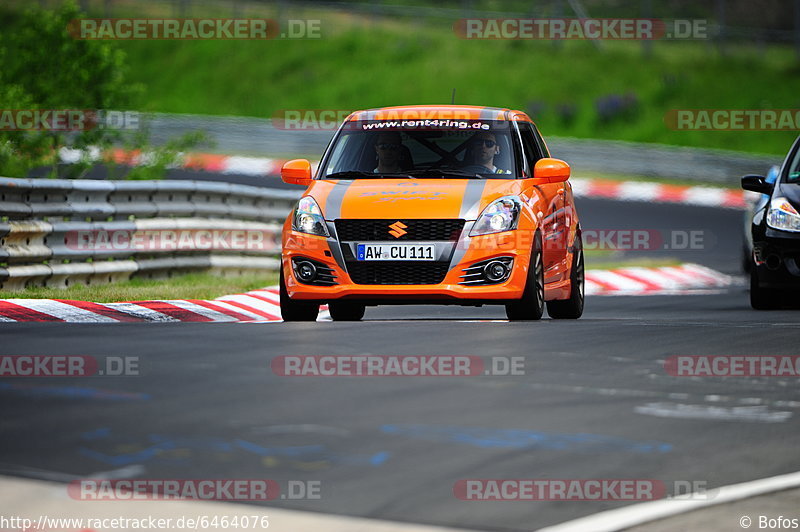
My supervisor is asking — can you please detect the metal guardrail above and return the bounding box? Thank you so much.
[0,177,300,291]
[0,177,301,221]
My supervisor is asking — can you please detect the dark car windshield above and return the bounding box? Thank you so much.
[321,119,519,179]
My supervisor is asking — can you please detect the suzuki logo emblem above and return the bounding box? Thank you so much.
[388,221,408,238]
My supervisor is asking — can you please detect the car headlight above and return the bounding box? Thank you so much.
[292,196,330,237]
[766,197,800,232]
[470,196,522,236]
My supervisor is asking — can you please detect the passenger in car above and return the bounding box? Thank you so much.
[464,132,511,174]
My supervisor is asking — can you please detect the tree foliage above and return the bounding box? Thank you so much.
[0,2,207,179]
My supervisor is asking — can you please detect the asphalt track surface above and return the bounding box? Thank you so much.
[1,198,799,532]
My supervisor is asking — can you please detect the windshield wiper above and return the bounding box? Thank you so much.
[325,171,415,179]
[406,169,484,179]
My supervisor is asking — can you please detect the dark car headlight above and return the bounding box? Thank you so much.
[766,197,800,232]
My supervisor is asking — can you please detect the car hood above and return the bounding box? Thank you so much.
[306,178,527,220]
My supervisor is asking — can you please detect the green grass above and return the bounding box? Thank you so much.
[107,17,800,156]
[3,5,798,155]
[2,5,799,156]
[0,272,277,302]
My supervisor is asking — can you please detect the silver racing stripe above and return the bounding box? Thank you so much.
[459,179,488,221]
[324,179,353,221]
[325,222,346,270]
[322,179,353,271]
[449,221,476,272]
[323,180,354,270]
[450,180,488,271]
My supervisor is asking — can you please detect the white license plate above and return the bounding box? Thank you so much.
[356,244,436,261]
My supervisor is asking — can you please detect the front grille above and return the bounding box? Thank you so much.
[335,219,464,241]
[346,261,450,285]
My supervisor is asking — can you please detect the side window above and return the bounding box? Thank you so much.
[325,133,353,175]
[517,122,541,172]
[531,124,550,158]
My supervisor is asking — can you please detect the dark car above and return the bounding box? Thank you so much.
[742,164,779,273]
[742,135,800,309]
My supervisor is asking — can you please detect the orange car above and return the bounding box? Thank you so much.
[279,105,583,321]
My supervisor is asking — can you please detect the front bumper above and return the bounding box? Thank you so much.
[752,228,800,288]
[282,224,536,302]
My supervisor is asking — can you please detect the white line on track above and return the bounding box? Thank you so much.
[633,402,792,423]
[537,470,800,532]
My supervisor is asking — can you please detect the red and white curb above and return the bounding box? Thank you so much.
[0,264,735,322]
[59,147,290,177]
[59,148,749,209]
[569,178,750,209]
[0,288,329,324]
[585,263,736,296]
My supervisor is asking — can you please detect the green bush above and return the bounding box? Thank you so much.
[0,2,206,179]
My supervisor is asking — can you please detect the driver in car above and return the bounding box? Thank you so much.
[374,132,405,173]
[464,132,511,174]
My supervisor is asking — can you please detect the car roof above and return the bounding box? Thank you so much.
[346,105,533,124]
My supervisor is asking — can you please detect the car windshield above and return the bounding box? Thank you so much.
[321,119,519,179]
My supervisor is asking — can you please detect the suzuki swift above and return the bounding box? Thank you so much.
[279,105,584,321]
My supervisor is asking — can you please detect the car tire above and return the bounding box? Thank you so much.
[328,301,366,321]
[750,266,780,310]
[742,242,752,273]
[546,232,584,319]
[506,232,544,321]
[279,268,319,322]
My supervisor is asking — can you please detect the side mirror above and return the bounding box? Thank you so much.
[532,158,570,183]
[281,159,313,186]
[741,174,772,195]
